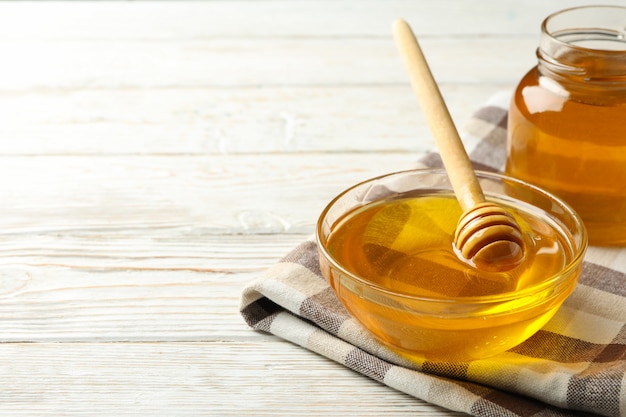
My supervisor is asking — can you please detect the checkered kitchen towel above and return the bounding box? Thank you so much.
[240,92,626,417]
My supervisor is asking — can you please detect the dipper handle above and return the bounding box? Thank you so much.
[392,19,484,211]
[392,19,524,272]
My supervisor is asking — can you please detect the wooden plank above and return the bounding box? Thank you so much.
[0,85,506,155]
[0,341,465,416]
[0,154,418,342]
[0,153,424,237]
[0,37,535,91]
[0,0,610,39]
[0,266,264,341]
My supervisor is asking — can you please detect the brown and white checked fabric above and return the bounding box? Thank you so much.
[240,92,626,417]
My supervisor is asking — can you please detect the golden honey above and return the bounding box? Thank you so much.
[327,195,569,297]
[321,192,580,362]
[506,6,626,245]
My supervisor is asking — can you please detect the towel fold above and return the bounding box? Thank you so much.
[240,92,626,417]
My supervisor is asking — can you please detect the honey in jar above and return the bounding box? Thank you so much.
[322,191,579,362]
[506,6,626,245]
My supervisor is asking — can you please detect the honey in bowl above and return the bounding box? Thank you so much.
[317,170,587,362]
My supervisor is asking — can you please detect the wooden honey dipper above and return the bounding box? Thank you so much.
[392,19,524,272]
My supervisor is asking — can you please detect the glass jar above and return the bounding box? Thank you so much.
[506,6,626,245]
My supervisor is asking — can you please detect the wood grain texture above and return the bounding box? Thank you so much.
[0,342,466,416]
[0,154,413,235]
[0,37,538,91]
[0,86,504,155]
[0,0,610,39]
[0,1,601,415]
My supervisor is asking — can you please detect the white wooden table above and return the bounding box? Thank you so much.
[0,1,608,415]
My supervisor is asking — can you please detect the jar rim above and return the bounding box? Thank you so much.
[537,5,626,84]
[542,5,626,54]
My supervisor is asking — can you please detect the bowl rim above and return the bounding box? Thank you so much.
[315,168,588,304]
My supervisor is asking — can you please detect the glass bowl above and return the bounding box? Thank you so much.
[316,169,587,362]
